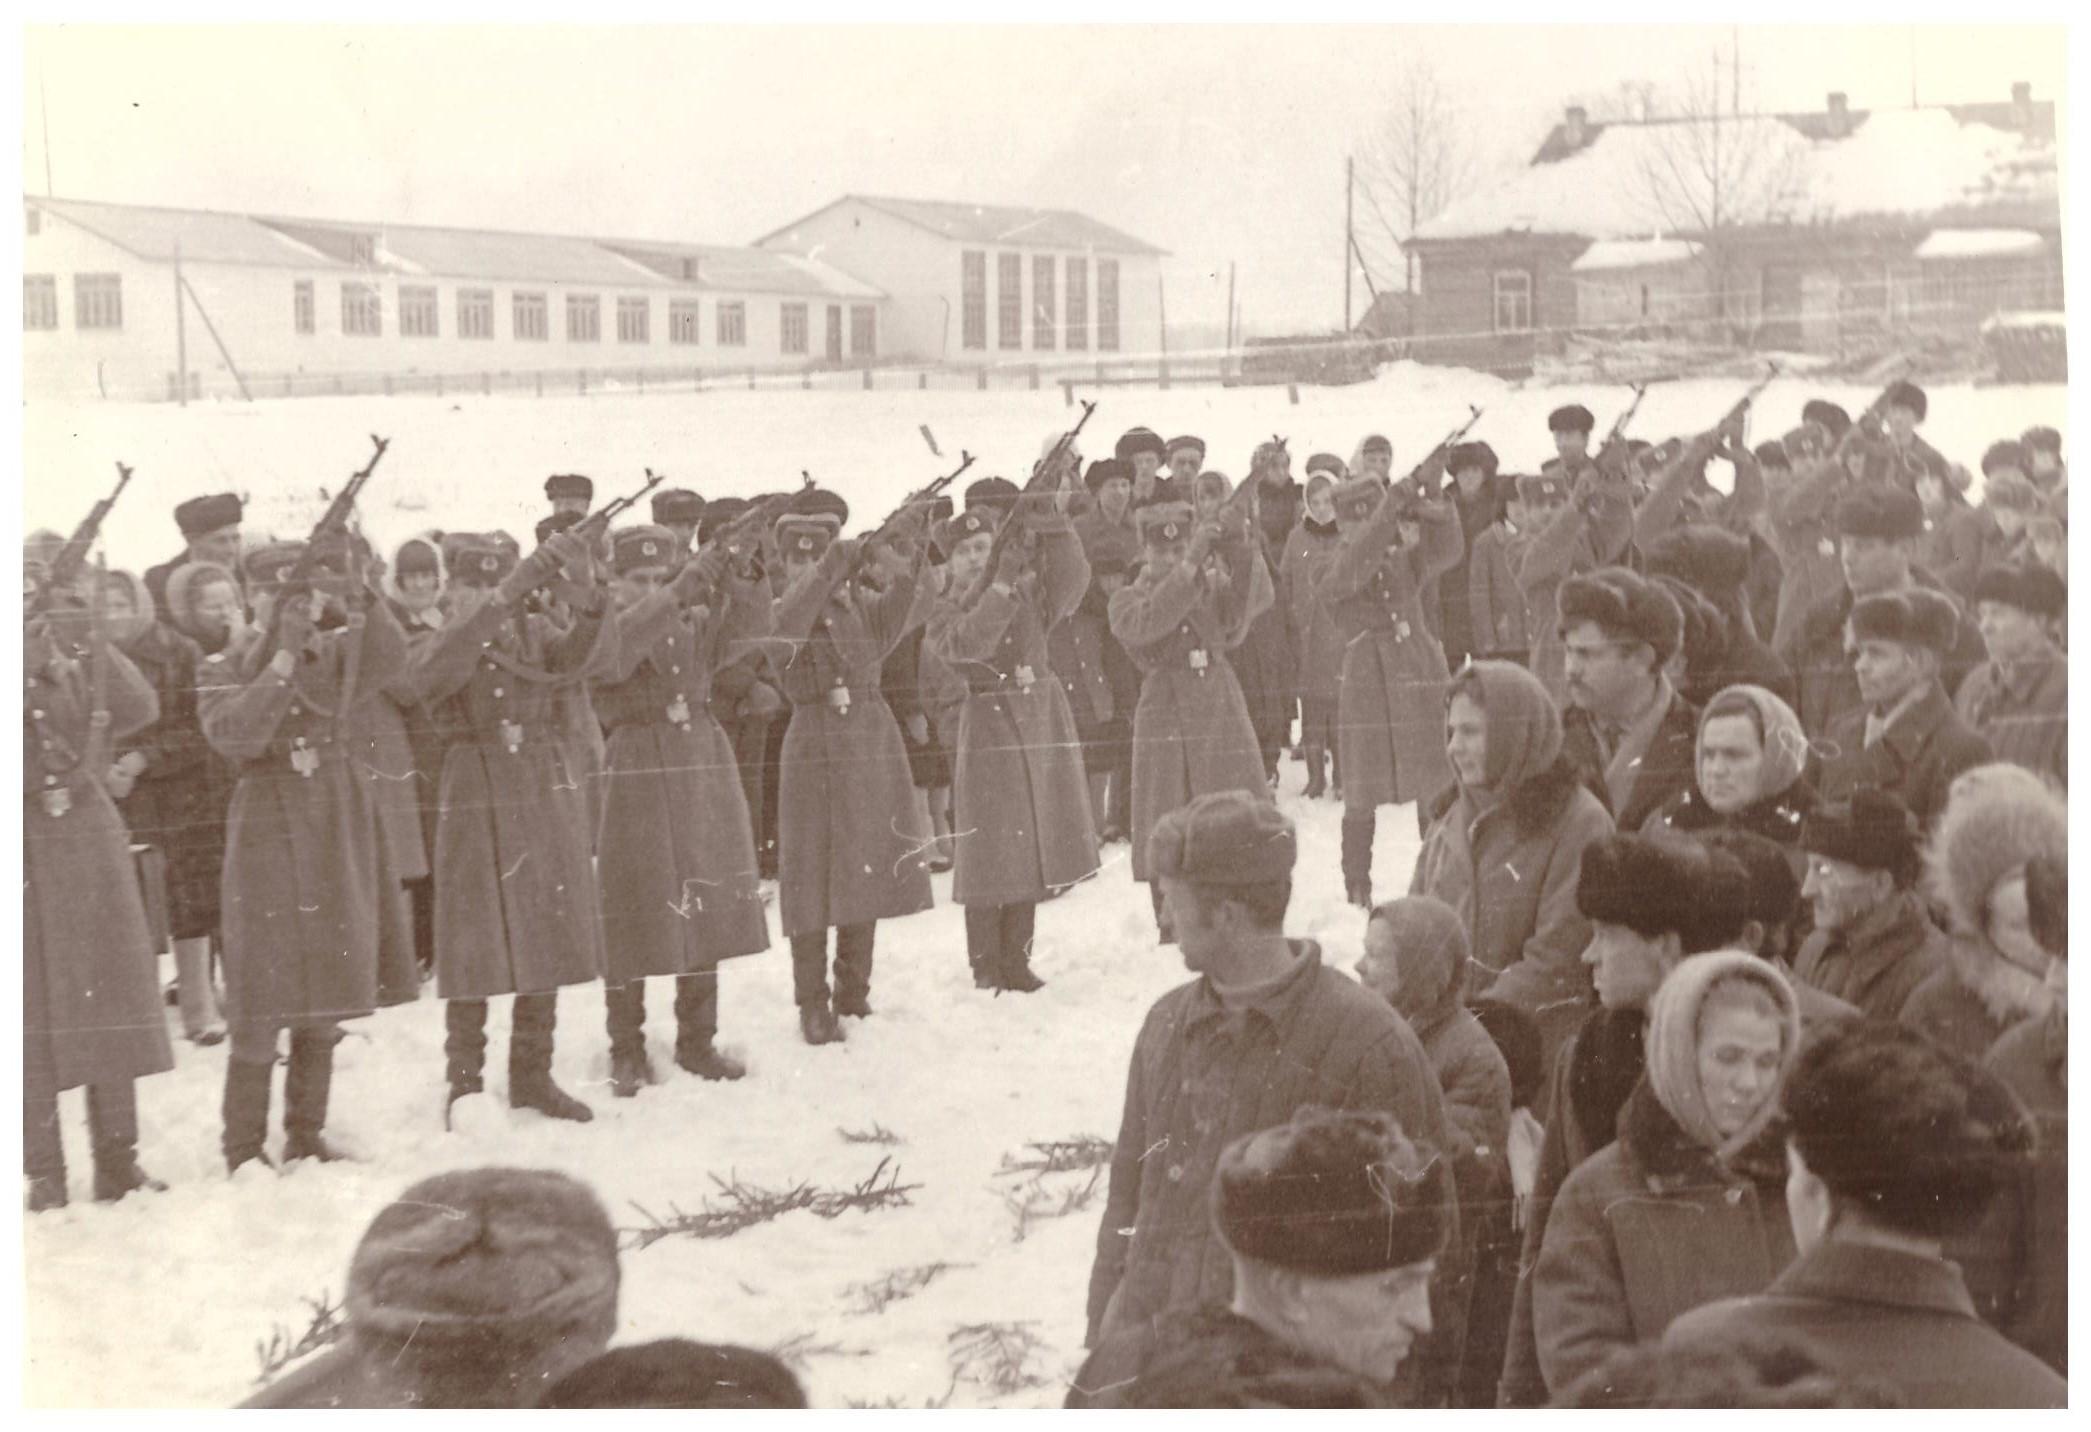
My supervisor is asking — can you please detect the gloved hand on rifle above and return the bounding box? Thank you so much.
[1185,518,1223,568]
[266,591,326,678]
[674,544,732,603]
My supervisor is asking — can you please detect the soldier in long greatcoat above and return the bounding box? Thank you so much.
[1316,467,1462,909]
[1108,499,1275,942]
[1281,464,1347,797]
[769,499,937,1046]
[399,529,613,1125]
[23,544,174,1210]
[926,494,1099,992]
[199,537,408,1172]
[595,525,772,1097]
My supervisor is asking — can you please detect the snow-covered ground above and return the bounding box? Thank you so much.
[19,366,2067,1407]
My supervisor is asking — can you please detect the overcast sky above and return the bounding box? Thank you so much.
[22,24,2067,338]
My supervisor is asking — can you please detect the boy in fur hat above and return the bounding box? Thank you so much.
[1073,1107,1451,1408]
[1555,566,1699,834]
[1819,588,1993,826]
[1955,563,2066,786]
[245,1167,620,1407]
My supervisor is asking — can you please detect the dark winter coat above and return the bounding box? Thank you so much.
[1781,576,1989,741]
[1953,644,2067,789]
[1086,943,1455,1393]
[1790,891,1949,1024]
[403,598,616,999]
[1413,756,1612,1066]
[23,633,176,1093]
[1108,539,1275,884]
[1069,1304,1394,1409]
[1644,774,1815,853]
[1232,529,1298,760]
[1819,678,1993,829]
[1318,494,1461,810]
[1916,500,2001,601]
[114,620,231,941]
[1668,1241,2067,1408]
[770,545,937,936]
[1983,1010,2068,1376]
[1560,685,1700,837]
[1279,517,1345,706]
[1467,522,1531,661]
[1528,1080,1795,1398]
[925,517,1100,906]
[200,606,409,1026]
[384,602,451,859]
[592,577,773,984]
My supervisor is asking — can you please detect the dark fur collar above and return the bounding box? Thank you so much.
[1427,751,1586,840]
[1661,779,1815,842]
[1618,1078,1787,1189]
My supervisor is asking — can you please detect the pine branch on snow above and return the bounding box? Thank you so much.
[845,1260,967,1315]
[1000,1164,1105,1243]
[994,1134,1113,1177]
[252,1290,345,1384]
[948,1321,1050,1396]
[836,1122,903,1146]
[621,1157,921,1250]
[763,1330,870,1369]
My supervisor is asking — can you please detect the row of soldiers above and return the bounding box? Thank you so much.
[20,379,2068,1210]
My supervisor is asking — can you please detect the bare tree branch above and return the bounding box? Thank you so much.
[1358,57,1481,292]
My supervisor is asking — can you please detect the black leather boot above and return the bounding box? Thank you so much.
[509,994,593,1123]
[606,982,654,1098]
[282,1029,351,1163]
[444,999,488,1129]
[674,972,745,1080]
[1341,811,1376,910]
[222,1058,277,1173]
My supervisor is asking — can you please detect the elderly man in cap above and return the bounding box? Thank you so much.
[1084,790,1455,1394]
[144,492,244,622]
[1819,588,1992,827]
[1790,788,1949,1022]
[544,473,594,520]
[1780,487,1987,739]
[1071,1107,1450,1408]
[1955,563,2066,787]
[244,1167,620,1407]
[1115,426,1167,503]
[1554,566,1699,834]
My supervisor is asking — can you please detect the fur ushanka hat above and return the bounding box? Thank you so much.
[1213,1107,1449,1276]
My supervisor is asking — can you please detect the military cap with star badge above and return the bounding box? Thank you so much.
[935,506,999,554]
[612,524,680,576]
[1135,500,1195,547]
[774,512,841,561]
[448,535,518,588]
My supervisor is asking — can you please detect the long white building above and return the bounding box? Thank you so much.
[22,194,1166,402]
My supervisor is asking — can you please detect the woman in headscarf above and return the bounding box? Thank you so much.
[1529,952,1802,1399]
[1646,684,1815,857]
[1412,659,1613,1067]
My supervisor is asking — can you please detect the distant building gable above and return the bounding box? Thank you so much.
[756,194,1167,256]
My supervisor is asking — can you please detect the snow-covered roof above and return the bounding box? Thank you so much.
[1915,228,2047,260]
[26,196,883,299]
[758,195,1168,256]
[1414,106,2057,243]
[1571,238,1703,273]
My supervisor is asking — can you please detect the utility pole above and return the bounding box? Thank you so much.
[40,71,54,194]
[1226,261,1237,352]
[1344,155,1355,331]
[174,239,189,407]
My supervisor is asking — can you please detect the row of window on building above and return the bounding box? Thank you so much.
[24,273,121,331]
[960,251,1121,352]
[25,271,877,358]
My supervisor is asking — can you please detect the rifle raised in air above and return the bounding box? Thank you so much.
[242,434,389,675]
[27,462,134,620]
[958,401,1098,608]
[849,452,977,582]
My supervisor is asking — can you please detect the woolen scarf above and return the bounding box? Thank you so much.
[1644,951,1801,1160]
